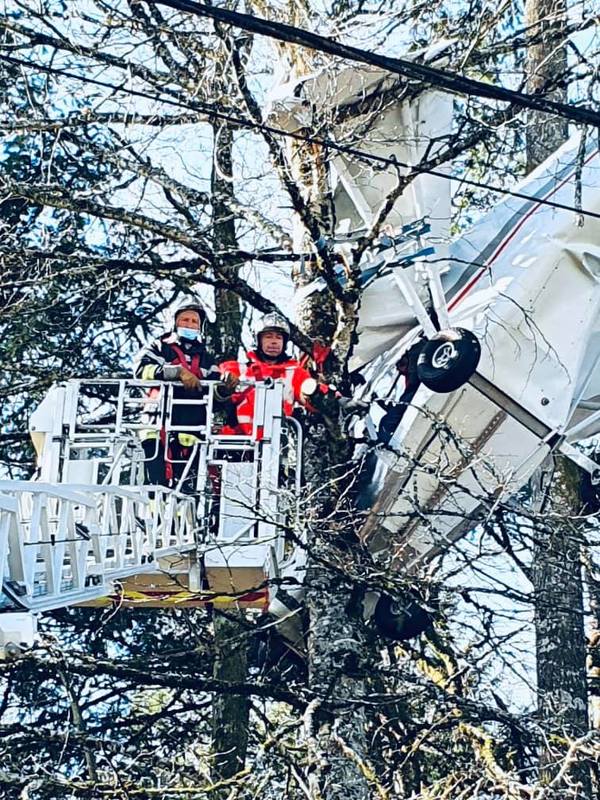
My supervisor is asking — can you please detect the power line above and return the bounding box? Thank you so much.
[154,0,600,129]
[2,53,600,222]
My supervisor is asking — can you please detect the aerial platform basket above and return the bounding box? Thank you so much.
[0,378,301,618]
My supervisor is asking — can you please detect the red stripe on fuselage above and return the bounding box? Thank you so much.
[447,150,598,312]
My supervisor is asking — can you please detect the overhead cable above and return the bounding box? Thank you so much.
[154,0,600,128]
[2,53,600,222]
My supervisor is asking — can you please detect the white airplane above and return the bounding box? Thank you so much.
[273,65,600,613]
[353,132,600,575]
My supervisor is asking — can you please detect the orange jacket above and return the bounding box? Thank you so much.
[219,351,316,435]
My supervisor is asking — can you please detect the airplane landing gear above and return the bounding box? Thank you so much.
[417,328,481,393]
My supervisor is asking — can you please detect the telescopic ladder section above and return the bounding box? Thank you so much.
[0,482,198,612]
[0,379,300,632]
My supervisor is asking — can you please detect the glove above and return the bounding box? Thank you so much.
[299,380,339,418]
[300,377,318,401]
[222,371,240,391]
[214,372,239,402]
[180,368,201,391]
[337,396,370,415]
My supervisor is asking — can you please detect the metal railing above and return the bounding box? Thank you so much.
[1,378,301,613]
[0,481,197,612]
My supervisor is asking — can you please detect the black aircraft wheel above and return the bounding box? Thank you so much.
[417,328,481,393]
[373,593,434,641]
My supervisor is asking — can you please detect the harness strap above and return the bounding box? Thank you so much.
[169,343,201,376]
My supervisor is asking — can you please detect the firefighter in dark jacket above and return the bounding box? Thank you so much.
[133,301,217,487]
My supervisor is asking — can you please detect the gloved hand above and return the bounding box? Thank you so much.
[214,371,239,402]
[337,396,370,415]
[301,378,369,417]
[222,371,240,392]
[180,368,201,391]
[300,377,318,402]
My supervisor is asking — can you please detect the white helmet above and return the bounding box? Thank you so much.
[255,313,290,340]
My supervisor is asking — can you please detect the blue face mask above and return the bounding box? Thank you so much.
[177,326,199,341]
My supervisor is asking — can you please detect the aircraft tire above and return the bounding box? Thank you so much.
[417,328,481,393]
[373,593,433,641]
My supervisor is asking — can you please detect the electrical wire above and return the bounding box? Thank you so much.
[154,0,600,128]
[3,53,600,222]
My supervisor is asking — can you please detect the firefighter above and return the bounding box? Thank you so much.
[217,313,319,436]
[133,300,218,487]
[217,312,366,436]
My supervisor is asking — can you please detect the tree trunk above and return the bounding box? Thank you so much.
[208,120,243,360]
[209,118,248,786]
[525,0,590,791]
[525,0,568,172]
[211,612,249,783]
[582,549,600,795]
[272,4,370,795]
[532,459,589,785]
[582,549,600,730]
[304,565,371,800]
[301,423,371,799]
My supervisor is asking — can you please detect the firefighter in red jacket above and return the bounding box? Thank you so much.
[218,313,318,436]
[134,300,217,486]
